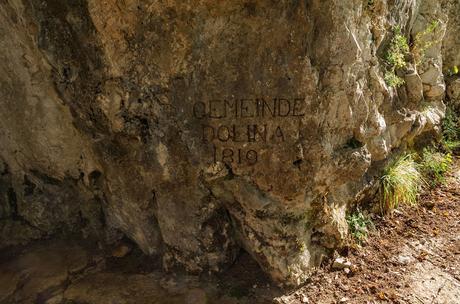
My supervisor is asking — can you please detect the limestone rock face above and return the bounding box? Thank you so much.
[443,0,460,109]
[0,0,458,285]
[442,0,460,73]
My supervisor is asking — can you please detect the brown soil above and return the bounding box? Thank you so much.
[276,157,460,304]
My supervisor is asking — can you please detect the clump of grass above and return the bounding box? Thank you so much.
[347,210,374,243]
[419,148,452,186]
[379,154,423,213]
[384,26,409,87]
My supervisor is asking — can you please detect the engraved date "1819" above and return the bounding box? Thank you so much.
[212,146,258,165]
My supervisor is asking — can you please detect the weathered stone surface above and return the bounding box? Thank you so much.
[447,78,460,106]
[0,240,96,303]
[0,0,458,286]
[64,273,183,304]
[442,0,460,72]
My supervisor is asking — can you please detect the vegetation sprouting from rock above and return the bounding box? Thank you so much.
[411,20,440,65]
[384,27,410,87]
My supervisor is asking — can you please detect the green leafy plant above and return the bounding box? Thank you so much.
[442,140,460,152]
[419,148,452,186]
[411,20,440,65]
[384,27,409,87]
[379,154,423,213]
[447,65,459,76]
[384,70,405,87]
[441,106,460,152]
[443,107,460,141]
[347,210,374,243]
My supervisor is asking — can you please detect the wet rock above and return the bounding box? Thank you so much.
[63,272,198,304]
[0,220,43,248]
[0,240,94,303]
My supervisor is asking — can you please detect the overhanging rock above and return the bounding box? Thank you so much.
[0,0,456,286]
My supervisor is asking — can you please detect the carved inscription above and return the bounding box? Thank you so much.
[193,98,305,165]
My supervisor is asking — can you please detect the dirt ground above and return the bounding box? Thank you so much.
[0,160,459,304]
[278,157,460,304]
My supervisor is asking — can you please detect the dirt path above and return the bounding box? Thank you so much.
[0,160,459,304]
[278,157,460,304]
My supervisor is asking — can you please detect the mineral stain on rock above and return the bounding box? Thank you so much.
[0,0,459,288]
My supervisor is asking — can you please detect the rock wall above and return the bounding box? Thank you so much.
[0,0,458,286]
[443,0,460,109]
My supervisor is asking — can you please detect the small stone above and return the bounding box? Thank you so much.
[332,257,352,270]
[274,295,290,304]
[252,284,257,289]
[344,268,350,274]
[339,297,349,303]
[301,295,309,303]
[397,255,412,265]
